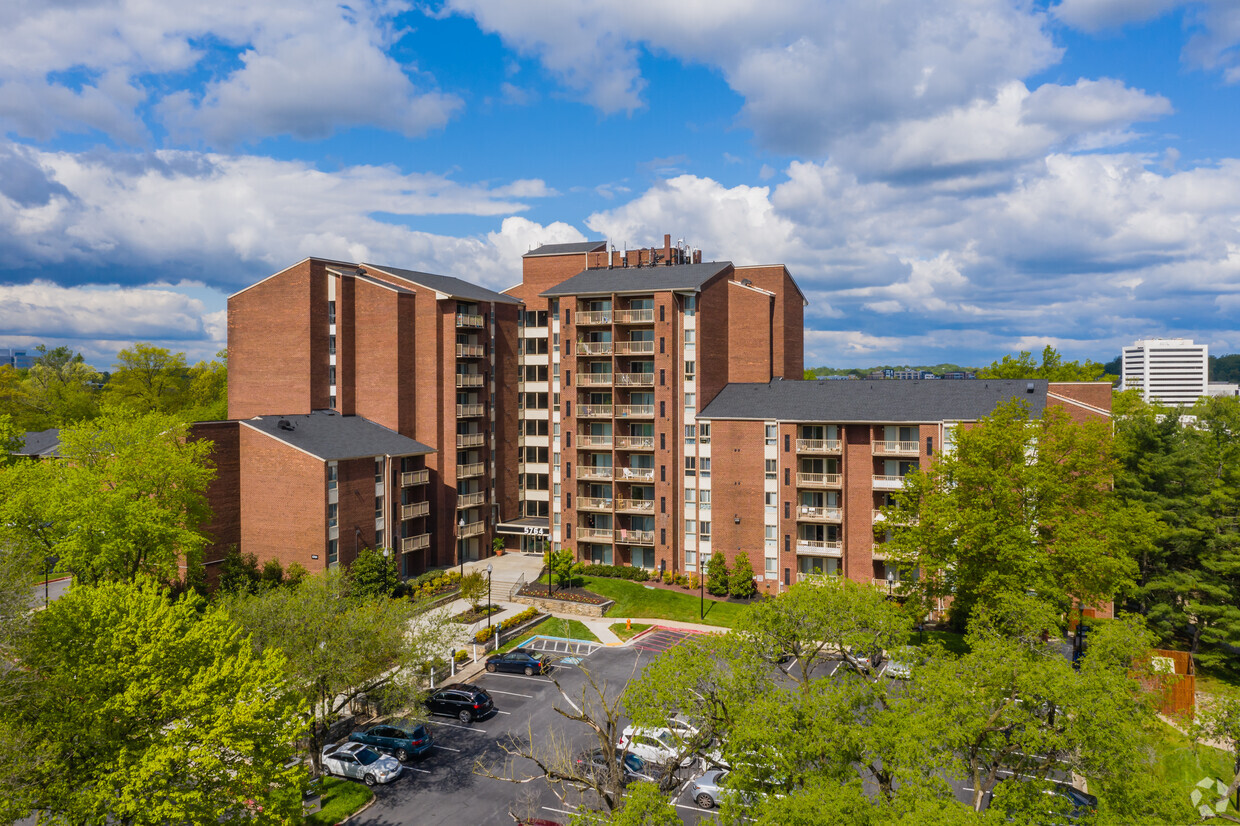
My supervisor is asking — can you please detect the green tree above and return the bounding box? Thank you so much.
[347,545,397,598]
[20,344,101,427]
[103,342,191,414]
[706,551,730,597]
[218,545,262,594]
[184,349,228,421]
[224,570,449,774]
[0,408,215,585]
[884,399,1152,628]
[0,579,304,825]
[1193,697,1240,819]
[574,781,681,825]
[460,570,487,611]
[545,547,583,588]
[728,553,758,599]
[0,413,20,462]
[977,345,1113,382]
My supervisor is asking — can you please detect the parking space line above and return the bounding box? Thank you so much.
[429,721,488,733]
[496,710,512,715]
[479,674,551,684]
[406,767,432,774]
[783,657,799,674]
[485,689,534,698]
[432,745,461,752]
[825,662,839,676]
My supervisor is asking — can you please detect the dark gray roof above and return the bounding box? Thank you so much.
[541,261,732,297]
[364,264,522,305]
[524,241,606,257]
[699,379,1050,423]
[15,428,60,457]
[244,412,434,461]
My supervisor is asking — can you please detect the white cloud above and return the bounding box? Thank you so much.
[1053,0,1182,30]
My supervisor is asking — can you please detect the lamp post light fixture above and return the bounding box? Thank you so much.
[486,563,493,630]
[886,569,895,593]
[700,561,705,621]
[383,546,391,594]
[457,515,467,582]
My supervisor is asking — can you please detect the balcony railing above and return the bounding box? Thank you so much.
[456,313,485,328]
[579,496,614,511]
[796,472,843,488]
[615,372,655,387]
[617,466,655,481]
[614,308,654,324]
[616,404,654,418]
[618,529,655,545]
[576,310,612,325]
[455,373,485,388]
[459,520,485,538]
[578,434,613,448]
[457,403,484,417]
[615,435,654,450]
[400,501,430,520]
[579,527,614,541]
[459,462,485,478]
[796,539,843,557]
[578,372,613,386]
[456,433,486,448]
[872,475,906,490]
[577,466,613,481]
[401,533,430,552]
[796,438,842,454]
[576,341,613,356]
[872,440,920,456]
[797,505,843,522]
[400,469,430,486]
[578,404,614,418]
[455,343,485,358]
[457,491,486,508]
[614,340,655,355]
[616,498,655,513]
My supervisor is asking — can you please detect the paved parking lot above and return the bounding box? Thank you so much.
[629,627,705,654]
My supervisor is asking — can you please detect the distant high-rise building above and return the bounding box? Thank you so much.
[1120,338,1209,406]
[0,347,36,369]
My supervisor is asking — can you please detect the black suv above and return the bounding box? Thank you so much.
[425,683,496,723]
[348,718,434,762]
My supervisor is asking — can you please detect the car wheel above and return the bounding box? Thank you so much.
[486,663,497,673]
[321,765,332,778]
[458,709,473,724]
[363,773,377,787]
[396,748,409,762]
[695,793,715,809]
[524,665,535,676]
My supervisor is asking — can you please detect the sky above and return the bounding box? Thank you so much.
[1,0,1239,370]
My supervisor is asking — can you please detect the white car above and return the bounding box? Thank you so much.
[617,726,695,768]
[321,742,403,786]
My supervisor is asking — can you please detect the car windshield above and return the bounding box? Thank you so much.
[356,748,381,766]
[623,754,645,772]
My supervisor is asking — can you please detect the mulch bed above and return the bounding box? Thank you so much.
[451,605,504,623]
[517,583,609,605]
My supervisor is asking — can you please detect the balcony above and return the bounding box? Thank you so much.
[579,496,614,511]
[615,435,654,450]
[872,509,886,522]
[578,404,614,418]
[456,313,485,328]
[578,372,613,387]
[576,341,614,356]
[459,520,485,538]
[872,440,920,456]
[455,373,485,388]
[796,472,842,488]
[873,475,906,490]
[616,498,655,513]
[578,434,613,449]
[400,469,430,486]
[616,404,654,418]
[614,308,654,324]
[401,533,430,552]
[400,501,430,520]
[796,539,843,557]
[457,491,486,508]
[618,529,656,545]
[456,433,486,448]
[457,403,484,418]
[577,466,613,481]
[797,438,842,454]
[615,372,655,387]
[455,343,485,358]
[576,310,612,325]
[797,505,843,522]
[617,466,655,481]
[614,340,655,355]
[579,527,614,541]
[459,462,485,478]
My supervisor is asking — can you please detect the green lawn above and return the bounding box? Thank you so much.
[610,621,653,642]
[306,776,373,825]
[496,616,599,653]
[908,629,970,656]
[1196,661,1240,701]
[581,577,748,628]
[1146,720,1237,818]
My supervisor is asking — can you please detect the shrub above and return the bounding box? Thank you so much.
[728,553,758,599]
[582,564,650,582]
[454,650,469,664]
[688,573,699,590]
[475,626,495,644]
[675,574,690,588]
[706,553,730,597]
[662,570,674,585]
[460,571,487,611]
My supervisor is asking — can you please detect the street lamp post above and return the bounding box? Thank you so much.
[457,515,467,582]
[700,564,704,620]
[486,563,493,631]
[383,546,391,594]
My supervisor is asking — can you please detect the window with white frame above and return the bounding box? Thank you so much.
[375,496,383,519]
[685,457,697,476]
[700,458,711,478]
[765,424,777,445]
[684,295,697,316]
[684,392,695,410]
[374,458,384,483]
[328,503,338,529]
[685,424,696,444]
[684,361,696,381]
[700,489,711,509]
[328,538,338,564]
[685,519,697,536]
[765,525,777,541]
[765,558,777,574]
[684,329,696,345]
[700,521,711,540]
[765,491,777,507]
[327,463,338,491]
[765,459,777,480]
[685,488,696,504]
[700,423,711,444]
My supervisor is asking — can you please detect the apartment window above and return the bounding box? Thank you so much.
[551,299,559,320]
[765,492,776,507]
[553,332,560,352]
[686,549,697,566]
[784,434,790,452]
[376,529,383,546]
[784,535,791,553]
[685,457,697,477]
[328,300,336,324]
[566,492,572,508]
[329,394,336,410]
[660,369,666,386]
[660,528,666,545]
[685,329,695,345]
[765,558,777,574]
[661,496,666,513]
[328,538,338,564]
[684,295,697,315]
[765,424,777,445]
[684,393,695,410]
[566,524,572,539]
[700,490,711,510]
[685,519,697,537]
[553,392,560,411]
[375,458,384,483]
[700,458,711,478]
[784,501,790,519]
[565,369,571,386]
[565,400,572,417]
[765,525,777,541]
[660,401,666,418]
[328,503,338,529]
[328,335,336,355]
[553,483,561,497]
[700,522,711,540]
[327,463,337,491]
[685,361,696,381]
[700,423,711,444]
[565,309,571,324]
[661,465,666,482]
[554,452,560,467]
[659,305,666,322]
[685,425,697,445]
[657,432,665,450]
[765,459,777,480]
[375,496,384,520]
[685,488,696,504]
[553,422,560,438]
[660,337,665,354]
[784,467,790,485]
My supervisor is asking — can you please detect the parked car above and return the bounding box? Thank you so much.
[486,648,554,676]
[688,768,730,809]
[883,659,913,679]
[574,749,657,787]
[348,718,434,762]
[994,778,1098,823]
[320,742,402,786]
[425,682,496,723]
[617,726,695,768]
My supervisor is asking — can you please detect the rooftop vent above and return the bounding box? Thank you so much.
[277,419,295,432]
[1026,382,1036,394]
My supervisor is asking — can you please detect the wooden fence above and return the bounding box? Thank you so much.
[1145,648,1196,719]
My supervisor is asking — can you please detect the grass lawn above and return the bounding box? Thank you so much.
[581,577,749,628]
[908,629,970,656]
[1196,662,1240,701]
[306,776,373,825]
[496,616,599,654]
[610,621,653,642]
[1146,720,1237,818]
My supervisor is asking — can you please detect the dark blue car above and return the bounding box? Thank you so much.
[348,718,434,762]
[485,648,553,676]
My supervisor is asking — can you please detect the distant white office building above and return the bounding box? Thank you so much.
[1121,338,1209,406]
[1207,383,1239,398]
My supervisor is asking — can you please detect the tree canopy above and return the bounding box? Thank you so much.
[977,345,1113,382]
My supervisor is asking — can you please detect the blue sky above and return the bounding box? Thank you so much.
[1,0,1238,369]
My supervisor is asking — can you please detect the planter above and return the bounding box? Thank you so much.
[513,592,615,618]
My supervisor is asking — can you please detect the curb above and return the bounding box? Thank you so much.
[333,788,379,825]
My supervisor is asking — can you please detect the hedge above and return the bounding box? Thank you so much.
[581,564,650,582]
[474,607,540,643]
[397,569,461,601]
